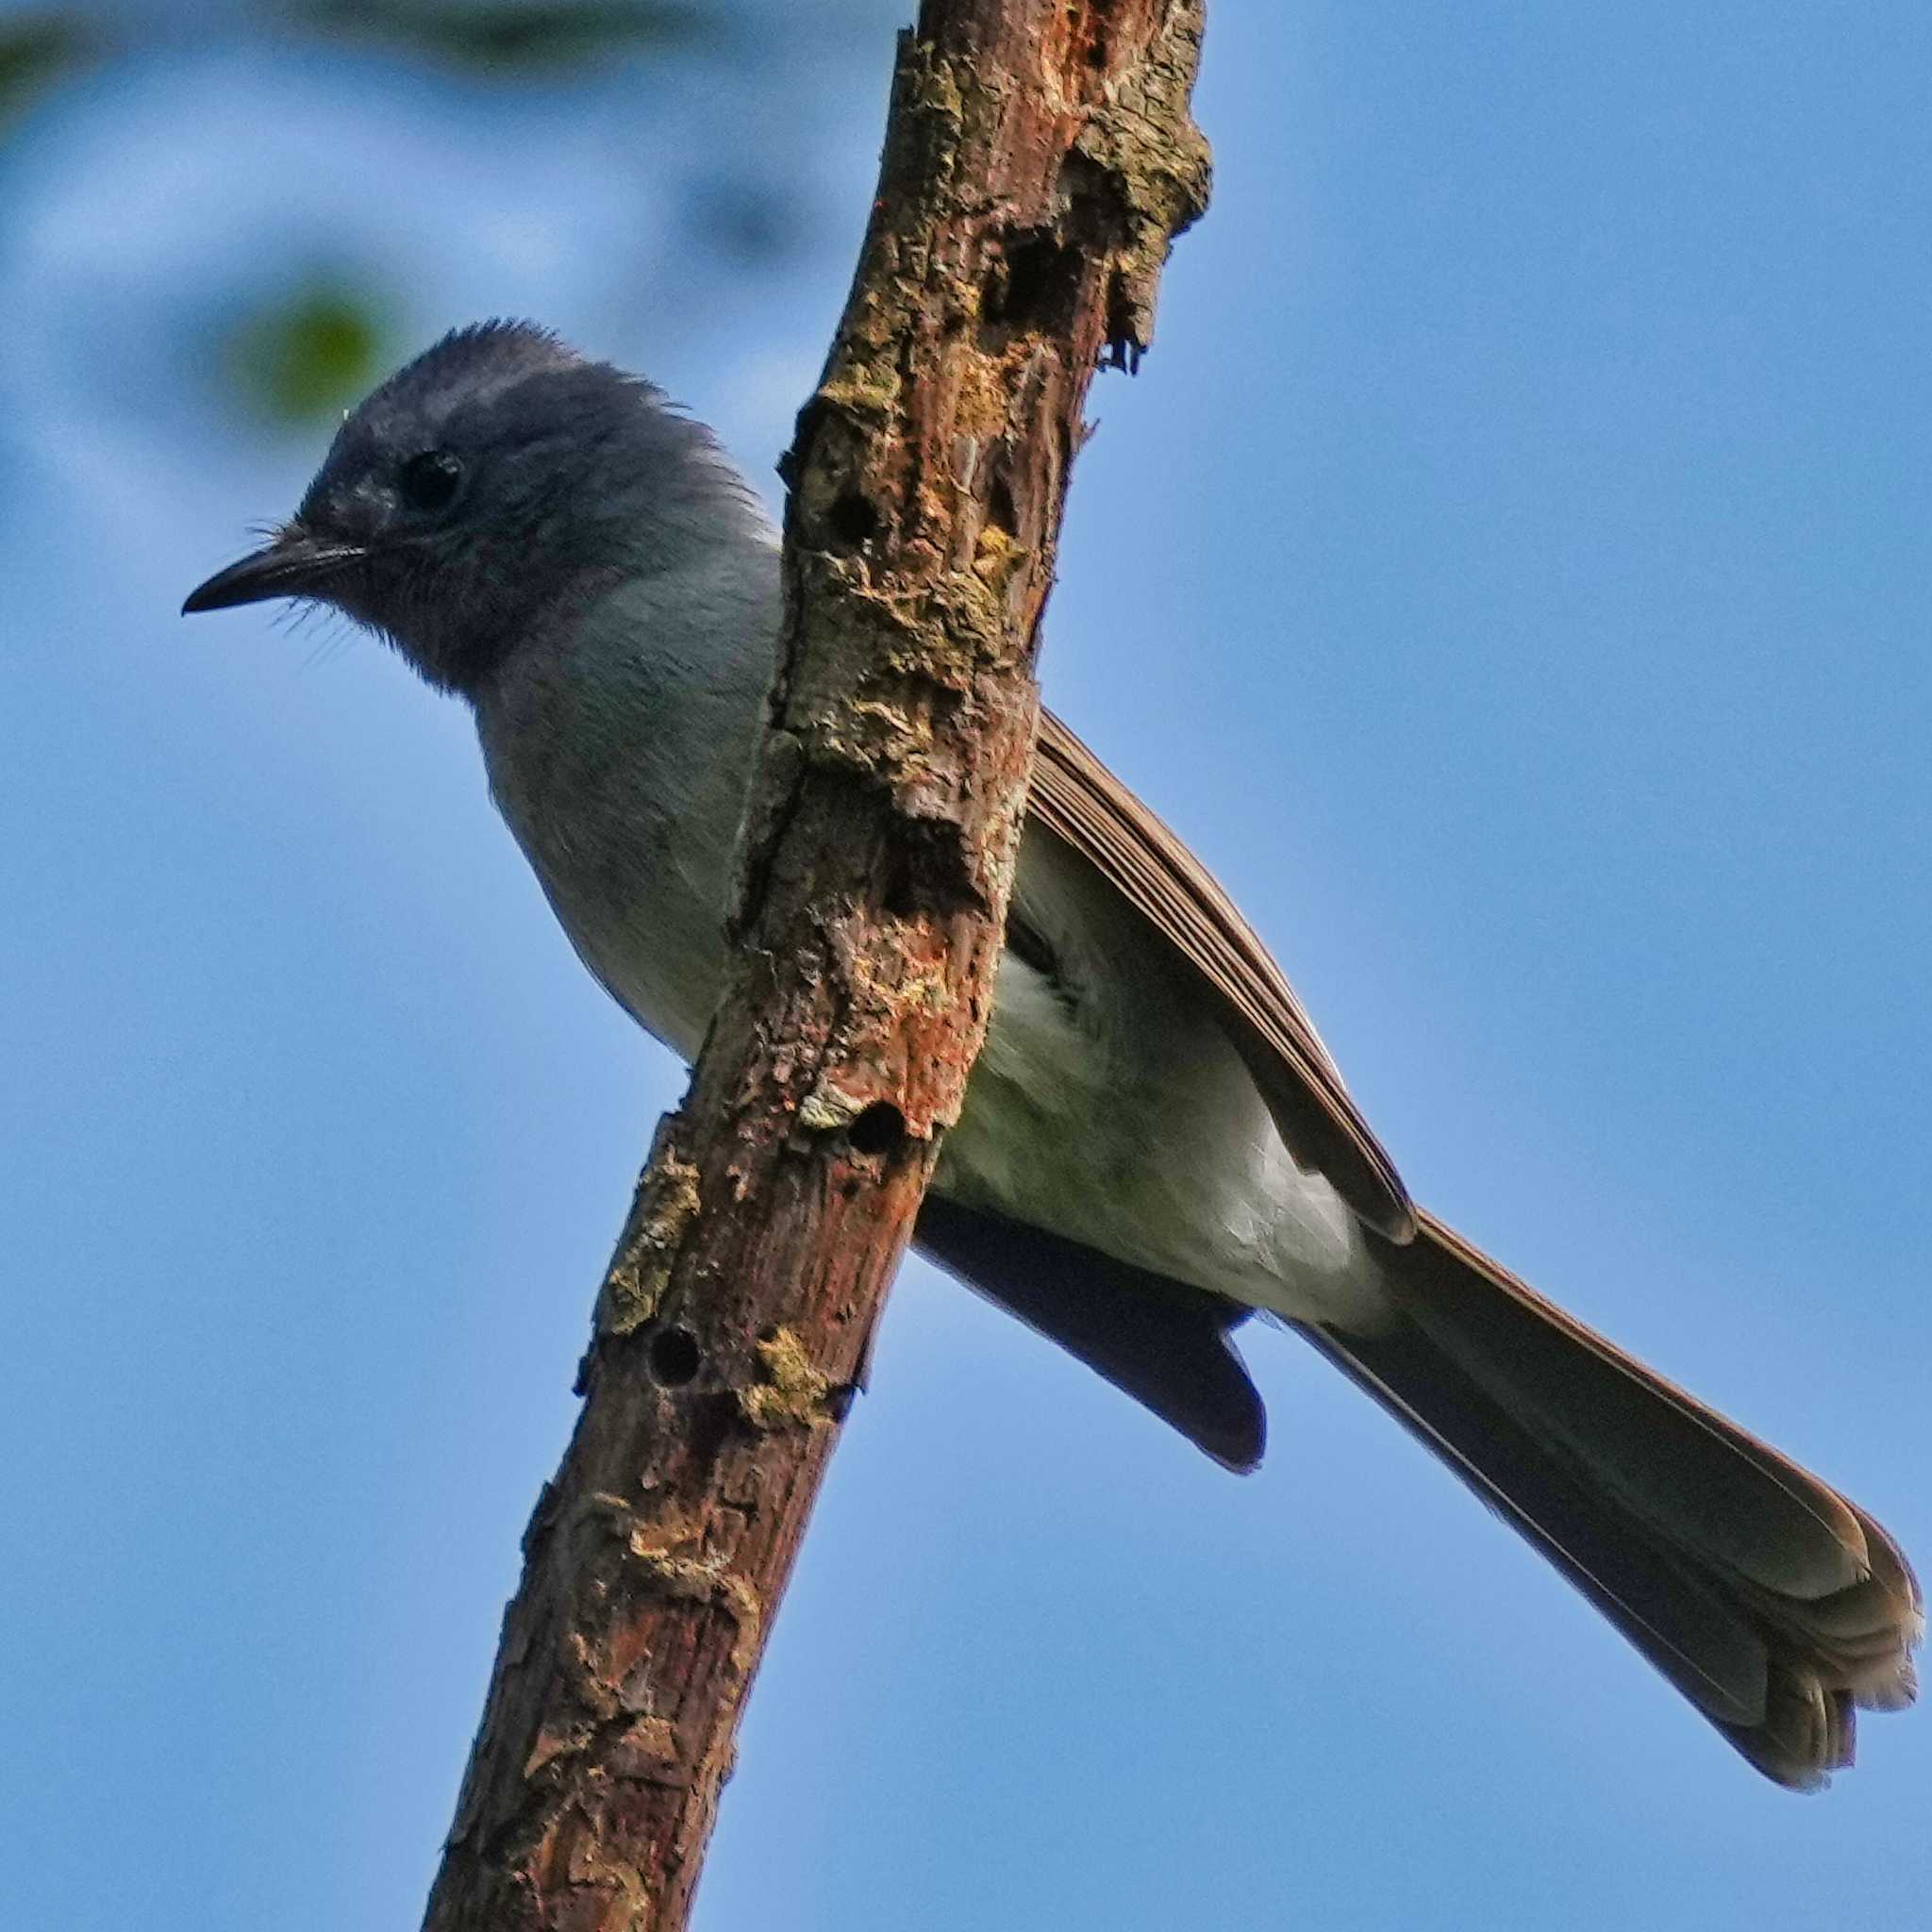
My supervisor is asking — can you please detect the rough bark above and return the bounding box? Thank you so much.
[421,5,1211,1926]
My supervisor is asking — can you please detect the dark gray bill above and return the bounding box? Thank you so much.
[181,535,365,614]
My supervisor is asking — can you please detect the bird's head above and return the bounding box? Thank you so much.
[183,320,757,696]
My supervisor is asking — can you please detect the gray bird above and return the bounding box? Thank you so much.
[185,321,1919,1788]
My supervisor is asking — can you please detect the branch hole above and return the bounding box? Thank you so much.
[988,475,1019,538]
[648,1324,702,1387]
[826,491,879,549]
[879,818,980,922]
[984,228,1082,333]
[880,845,921,919]
[1083,0,1118,68]
[847,1102,906,1158]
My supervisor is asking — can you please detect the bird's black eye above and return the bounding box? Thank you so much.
[398,449,464,513]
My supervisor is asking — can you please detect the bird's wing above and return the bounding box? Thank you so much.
[1026,709,1415,1242]
[914,1193,1267,1472]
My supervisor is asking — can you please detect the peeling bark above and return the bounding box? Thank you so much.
[421,5,1210,1926]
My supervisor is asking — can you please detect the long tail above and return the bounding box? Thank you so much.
[1298,1211,1921,1788]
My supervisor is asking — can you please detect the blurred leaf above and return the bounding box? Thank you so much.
[226,282,390,427]
[295,0,711,75]
[0,15,99,136]
[681,175,805,267]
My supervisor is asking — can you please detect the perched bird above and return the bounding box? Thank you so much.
[185,321,1919,1788]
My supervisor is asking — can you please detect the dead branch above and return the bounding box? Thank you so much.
[421,5,1210,1924]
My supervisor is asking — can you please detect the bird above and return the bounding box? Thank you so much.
[184,319,1919,1789]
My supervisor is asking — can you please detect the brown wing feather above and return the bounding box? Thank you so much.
[1028,710,1416,1241]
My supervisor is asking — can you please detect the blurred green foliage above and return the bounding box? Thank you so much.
[2,0,818,426]
[226,282,392,427]
[0,1,722,135]
[295,0,708,75]
[0,14,97,135]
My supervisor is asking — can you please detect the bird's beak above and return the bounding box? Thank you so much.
[180,530,366,615]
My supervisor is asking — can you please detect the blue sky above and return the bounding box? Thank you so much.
[4,5,1927,1927]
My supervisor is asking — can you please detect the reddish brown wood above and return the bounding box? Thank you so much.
[421,5,1210,1926]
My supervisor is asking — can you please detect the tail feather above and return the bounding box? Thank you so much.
[1302,1213,1921,1789]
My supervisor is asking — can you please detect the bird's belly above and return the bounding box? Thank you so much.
[934,950,1389,1329]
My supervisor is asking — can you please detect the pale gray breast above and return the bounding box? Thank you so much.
[472,558,774,1058]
